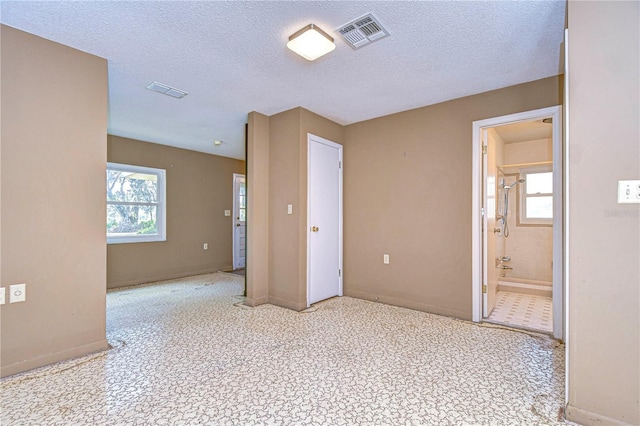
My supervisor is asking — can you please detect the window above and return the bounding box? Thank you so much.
[238,181,246,222]
[519,168,553,225]
[107,163,166,243]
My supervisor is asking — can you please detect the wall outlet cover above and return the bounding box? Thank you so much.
[617,180,640,204]
[0,287,5,305]
[9,283,26,303]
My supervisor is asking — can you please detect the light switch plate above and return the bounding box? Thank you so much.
[224,210,231,216]
[10,283,26,303]
[617,180,640,204]
[383,254,390,264]
[0,287,5,305]
[287,204,293,215]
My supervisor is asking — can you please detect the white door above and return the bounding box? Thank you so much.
[483,129,499,317]
[233,173,246,269]
[307,134,342,306]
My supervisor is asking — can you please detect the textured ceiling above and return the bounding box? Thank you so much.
[0,1,566,160]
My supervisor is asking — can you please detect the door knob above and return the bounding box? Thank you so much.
[236,223,241,227]
[311,226,319,232]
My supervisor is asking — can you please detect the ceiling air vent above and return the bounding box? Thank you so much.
[146,81,188,99]
[336,13,389,50]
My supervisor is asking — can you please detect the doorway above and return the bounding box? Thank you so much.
[307,134,343,306]
[472,106,564,340]
[232,173,246,270]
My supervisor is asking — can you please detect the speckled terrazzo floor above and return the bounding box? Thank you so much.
[0,273,566,425]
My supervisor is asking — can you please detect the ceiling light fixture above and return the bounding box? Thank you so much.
[213,140,223,146]
[287,24,335,61]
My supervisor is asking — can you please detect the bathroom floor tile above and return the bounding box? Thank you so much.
[487,291,553,333]
[1,273,565,425]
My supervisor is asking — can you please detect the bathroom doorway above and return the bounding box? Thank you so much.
[472,106,564,339]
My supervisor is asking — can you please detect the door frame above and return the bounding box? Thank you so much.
[306,133,343,308]
[232,173,246,270]
[471,105,564,340]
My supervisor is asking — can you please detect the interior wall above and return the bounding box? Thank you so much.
[342,76,562,319]
[268,109,303,309]
[502,138,553,283]
[107,135,245,288]
[246,112,270,307]
[0,25,109,377]
[567,2,639,425]
[503,138,552,164]
[247,107,344,310]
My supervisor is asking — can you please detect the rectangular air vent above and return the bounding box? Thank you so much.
[146,81,188,99]
[336,13,389,50]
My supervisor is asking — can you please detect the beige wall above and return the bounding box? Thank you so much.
[0,25,109,376]
[343,76,562,319]
[268,109,304,309]
[503,138,552,165]
[246,107,344,310]
[246,112,270,307]
[567,2,639,425]
[107,135,245,288]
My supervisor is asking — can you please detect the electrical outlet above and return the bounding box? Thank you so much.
[203,243,208,250]
[0,287,5,305]
[617,180,640,204]
[287,204,293,215]
[383,254,390,264]
[9,283,26,303]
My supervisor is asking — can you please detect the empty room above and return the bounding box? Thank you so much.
[1,1,638,425]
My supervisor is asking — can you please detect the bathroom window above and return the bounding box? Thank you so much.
[519,168,553,225]
[107,163,166,244]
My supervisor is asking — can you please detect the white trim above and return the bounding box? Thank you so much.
[106,162,166,244]
[472,121,482,323]
[481,128,489,317]
[306,133,343,308]
[551,105,564,341]
[471,106,564,341]
[232,173,246,270]
[563,27,570,408]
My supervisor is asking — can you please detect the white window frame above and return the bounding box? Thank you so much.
[519,166,553,226]
[107,162,167,244]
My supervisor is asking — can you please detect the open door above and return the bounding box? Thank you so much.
[483,128,499,317]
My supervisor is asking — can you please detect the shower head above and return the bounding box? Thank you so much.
[502,179,526,190]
